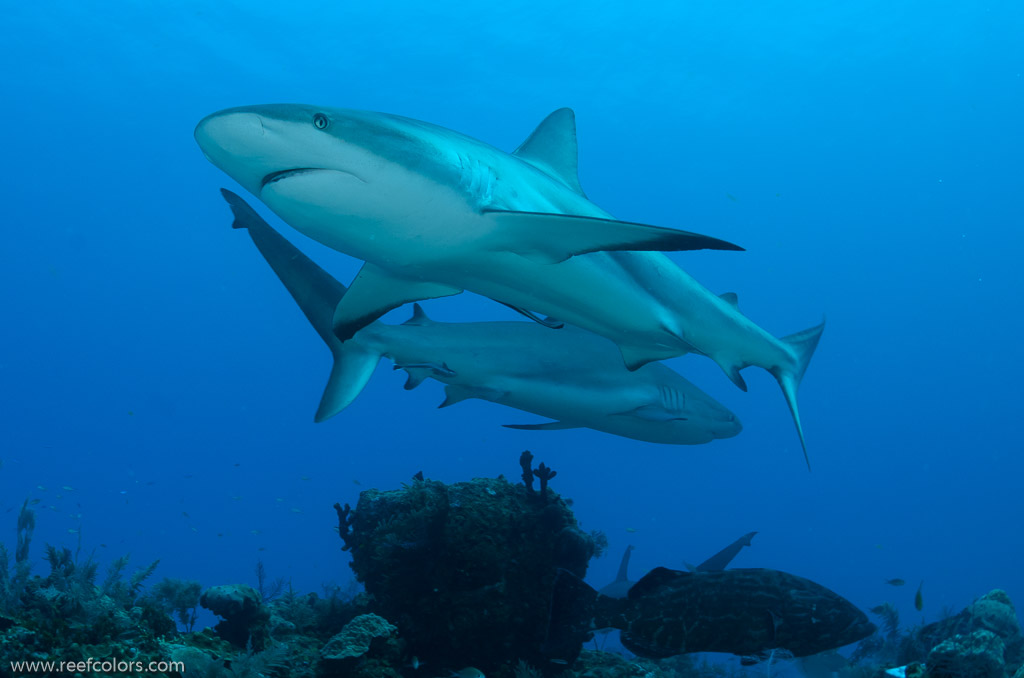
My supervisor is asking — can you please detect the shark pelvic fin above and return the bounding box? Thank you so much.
[481,210,744,264]
[502,420,582,431]
[393,362,455,390]
[617,343,681,371]
[513,108,586,197]
[438,384,508,408]
[332,263,462,342]
[774,320,826,471]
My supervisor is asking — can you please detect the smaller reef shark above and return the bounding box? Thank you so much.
[222,190,740,445]
[547,567,875,664]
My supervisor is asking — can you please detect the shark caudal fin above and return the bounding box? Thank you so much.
[773,321,826,471]
[220,188,383,423]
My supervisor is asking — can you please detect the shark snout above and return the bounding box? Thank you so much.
[194,110,274,194]
[194,111,265,158]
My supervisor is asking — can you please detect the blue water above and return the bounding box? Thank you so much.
[2,0,1022,656]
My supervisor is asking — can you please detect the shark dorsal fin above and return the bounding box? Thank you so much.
[402,303,433,326]
[513,108,586,197]
[719,292,740,309]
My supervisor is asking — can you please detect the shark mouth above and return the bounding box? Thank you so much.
[261,168,321,190]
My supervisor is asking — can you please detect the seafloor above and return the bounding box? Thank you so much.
[1,453,1019,678]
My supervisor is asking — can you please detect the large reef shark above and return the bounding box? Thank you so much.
[222,190,740,445]
[196,106,823,466]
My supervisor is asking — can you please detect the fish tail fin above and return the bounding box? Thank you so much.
[316,344,382,423]
[544,569,601,663]
[774,320,826,470]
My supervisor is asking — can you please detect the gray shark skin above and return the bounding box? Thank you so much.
[547,567,875,664]
[220,190,740,445]
[196,107,823,467]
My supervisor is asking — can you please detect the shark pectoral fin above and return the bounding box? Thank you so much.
[513,108,586,197]
[481,210,744,264]
[502,420,582,431]
[438,385,508,408]
[332,263,462,342]
[498,301,564,328]
[613,405,687,422]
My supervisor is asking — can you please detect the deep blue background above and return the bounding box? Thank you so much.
[2,0,1021,659]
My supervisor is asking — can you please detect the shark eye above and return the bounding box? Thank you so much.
[313,113,330,130]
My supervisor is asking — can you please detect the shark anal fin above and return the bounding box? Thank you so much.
[332,263,462,342]
[513,108,586,197]
[498,301,564,328]
[482,210,744,264]
[502,420,582,431]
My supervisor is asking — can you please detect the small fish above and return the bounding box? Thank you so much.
[191,527,199,533]
[625,527,638,533]
[230,495,242,500]
[406,656,424,670]
[914,582,923,611]
[726,192,739,202]
[29,499,41,505]
[182,511,191,519]
[300,475,311,481]
[37,485,46,491]
[885,578,905,586]
[67,528,78,534]
[290,508,303,514]
[61,486,75,491]
[250,530,262,535]
[128,410,134,416]
[100,543,108,548]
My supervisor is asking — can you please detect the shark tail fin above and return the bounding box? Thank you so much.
[773,320,826,471]
[315,344,382,423]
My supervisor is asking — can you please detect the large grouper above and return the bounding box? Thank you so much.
[196,107,823,465]
[222,190,740,445]
[547,566,876,664]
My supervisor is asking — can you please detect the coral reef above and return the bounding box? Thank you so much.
[852,588,1024,678]
[200,584,270,650]
[342,459,599,674]
[3,457,1023,678]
